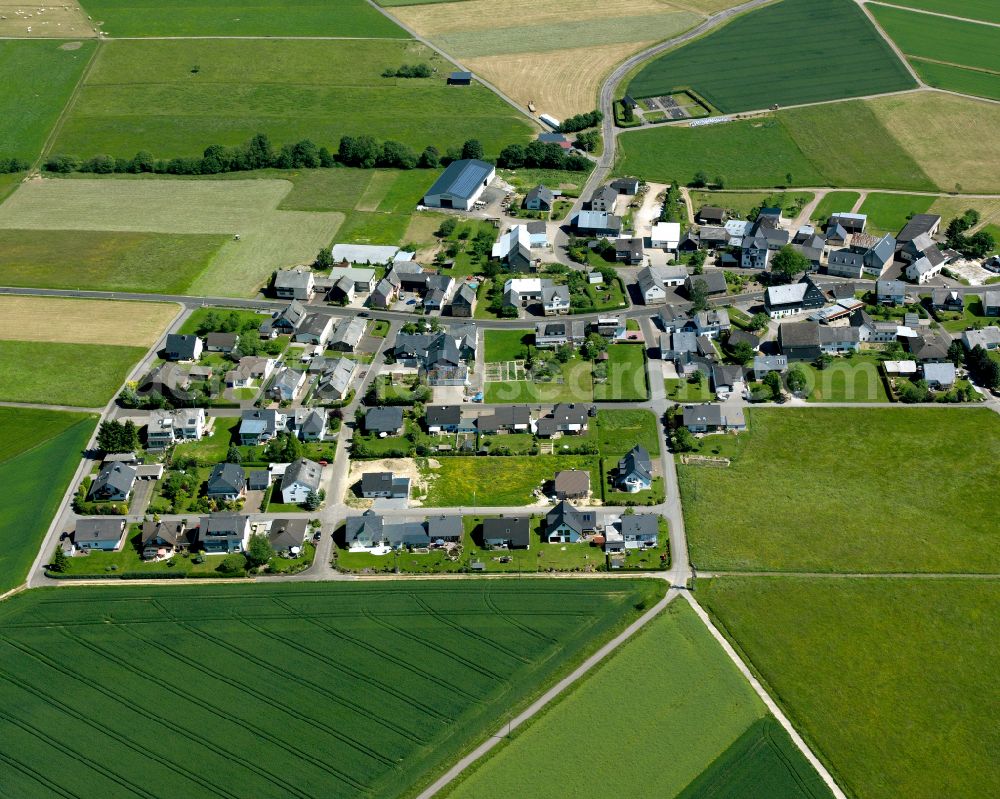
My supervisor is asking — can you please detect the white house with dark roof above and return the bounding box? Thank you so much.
[280,458,323,504]
[617,445,652,493]
[74,518,127,551]
[274,268,315,300]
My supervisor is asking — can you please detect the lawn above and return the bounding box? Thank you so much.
[593,344,648,401]
[0,229,227,293]
[79,0,409,37]
[484,357,594,403]
[810,191,861,224]
[52,39,532,159]
[798,354,890,403]
[0,40,96,160]
[678,408,1000,572]
[699,576,1000,799]
[595,409,660,456]
[498,168,589,198]
[0,580,664,799]
[448,599,829,799]
[858,192,935,235]
[0,340,146,407]
[172,417,240,464]
[617,100,935,191]
[870,5,1000,75]
[666,377,714,403]
[627,0,914,112]
[421,455,600,506]
[690,191,814,220]
[0,408,96,594]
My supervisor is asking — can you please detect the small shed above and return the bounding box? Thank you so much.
[448,71,472,86]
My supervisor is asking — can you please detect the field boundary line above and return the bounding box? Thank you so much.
[32,38,103,172]
[854,0,924,86]
[698,571,1000,579]
[682,592,849,799]
[416,588,679,798]
[864,1,1000,29]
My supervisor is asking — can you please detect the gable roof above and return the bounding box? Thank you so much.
[282,458,322,491]
[482,517,530,546]
[545,499,596,534]
[425,159,493,201]
[618,445,652,482]
[364,406,403,434]
[207,462,245,495]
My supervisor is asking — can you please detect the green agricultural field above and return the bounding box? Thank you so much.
[0,340,146,407]
[52,39,532,159]
[0,40,96,160]
[881,0,1000,24]
[596,409,660,456]
[618,101,936,191]
[679,408,1000,572]
[870,5,1000,75]
[449,599,829,799]
[627,0,914,112]
[79,0,408,37]
[0,580,663,799]
[593,344,648,401]
[421,455,600,506]
[691,191,814,220]
[0,177,342,297]
[911,59,1000,102]
[484,329,532,362]
[0,408,95,594]
[811,191,861,223]
[0,229,226,293]
[699,576,1000,799]
[858,192,935,234]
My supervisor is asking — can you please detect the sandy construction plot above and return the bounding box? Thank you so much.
[0,178,343,296]
[0,295,177,346]
[0,4,95,37]
[870,93,1000,194]
[466,42,657,119]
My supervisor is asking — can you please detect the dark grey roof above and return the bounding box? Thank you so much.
[621,515,658,539]
[477,405,531,433]
[90,462,136,498]
[545,500,596,535]
[75,518,125,543]
[828,249,864,269]
[426,405,462,427]
[526,185,554,205]
[424,159,493,202]
[207,462,245,496]
[482,517,531,546]
[283,458,322,492]
[140,519,188,548]
[364,406,403,434]
[269,518,308,549]
[779,321,821,347]
[897,213,941,243]
[727,328,760,349]
[200,513,249,536]
[165,333,200,359]
[618,445,652,482]
[427,515,463,542]
[686,271,727,294]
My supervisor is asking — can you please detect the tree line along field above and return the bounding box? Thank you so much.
[0,580,664,799]
[77,0,409,37]
[678,408,1000,574]
[616,93,1000,194]
[699,576,1000,799]
[0,40,96,161]
[627,0,915,113]
[50,39,533,161]
[446,599,832,799]
[0,408,96,594]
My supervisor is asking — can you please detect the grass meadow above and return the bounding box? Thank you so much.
[0,408,95,594]
[627,0,914,112]
[879,0,1000,23]
[484,329,532,362]
[595,409,660,456]
[0,40,95,160]
[799,354,890,403]
[858,192,935,235]
[690,190,815,220]
[699,576,1000,799]
[593,343,648,401]
[912,59,1000,102]
[421,455,601,506]
[0,580,664,799]
[0,229,227,293]
[870,5,1000,75]
[53,39,532,159]
[79,0,409,37]
[0,340,146,406]
[678,408,1000,573]
[617,100,937,191]
[447,600,829,799]
[810,191,861,223]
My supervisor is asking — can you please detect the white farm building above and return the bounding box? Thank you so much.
[422,159,495,210]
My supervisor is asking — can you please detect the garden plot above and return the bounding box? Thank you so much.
[482,360,527,382]
[0,178,343,296]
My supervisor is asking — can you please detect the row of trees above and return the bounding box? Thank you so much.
[559,110,602,133]
[0,157,29,174]
[381,63,432,78]
[944,209,996,259]
[96,420,141,454]
[496,141,591,172]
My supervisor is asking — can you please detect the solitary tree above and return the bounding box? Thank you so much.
[461,139,484,160]
[314,248,334,269]
[748,312,770,332]
[786,365,807,394]
[50,546,68,573]
[763,370,783,400]
[730,341,755,365]
[689,279,709,312]
[770,245,809,283]
[304,490,322,511]
[245,533,273,568]
[673,427,697,452]
[225,444,242,464]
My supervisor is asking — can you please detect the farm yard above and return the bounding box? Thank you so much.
[0,408,95,595]
[78,0,409,37]
[50,39,532,160]
[0,40,95,161]
[627,0,914,113]
[869,4,1000,101]
[0,580,663,799]
[678,408,1000,573]
[700,576,1000,799]
[0,177,342,296]
[0,296,174,406]
[448,599,831,799]
[616,93,1000,192]
[386,0,705,118]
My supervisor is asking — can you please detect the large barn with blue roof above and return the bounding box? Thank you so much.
[422,159,495,210]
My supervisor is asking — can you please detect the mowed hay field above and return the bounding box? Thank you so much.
[51,39,532,159]
[616,93,1000,192]
[628,0,915,112]
[0,177,342,296]
[0,580,664,799]
[0,408,95,594]
[0,3,95,37]
[0,296,174,406]
[449,599,831,799]
[390,0,703,117]
[0,40,95,160]
[700,577,1000,799]
[79,0,409,37]
[678,408,1000,573]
